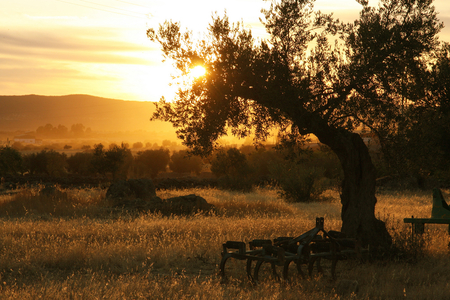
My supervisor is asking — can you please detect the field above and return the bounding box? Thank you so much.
[1,187,450,299]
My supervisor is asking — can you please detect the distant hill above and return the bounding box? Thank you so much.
[0,94,175,133]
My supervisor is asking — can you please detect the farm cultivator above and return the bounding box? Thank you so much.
[219,217,368,283]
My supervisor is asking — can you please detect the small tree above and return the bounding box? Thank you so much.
[0,146,23,176]
[211,148,247,177]
[23,151,47,175]
[211,147,253,191]
[67,152,94,175]
[246,147,281,183]
[46,151,68,177]
[134,148,170,178]
[132,142,144,149]
[169,150,203,174]
[23,150,67,176]
[71,123,85,137]
[91,143,131,179]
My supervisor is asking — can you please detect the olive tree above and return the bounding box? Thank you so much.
[147,0,443,248]
[169,150,203,174]
[0,146,23,176]
[134,149,170,179]
[91,143,132,179]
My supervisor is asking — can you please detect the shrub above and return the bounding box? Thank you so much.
[269,149,340,202]
[0,146,24,176]
[247,147,282,184]
[169,150,203,175]
[91,143,132,179]
[134,148,170,179]
[46,151,68,177]
[270,160,324,202]
[132,142,144,149]
[67,152,94,175]
[211,148,254,191]
[23,150,68,176]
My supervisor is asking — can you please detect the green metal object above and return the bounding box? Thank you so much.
[404,189,450,237]
[431,188,450,219]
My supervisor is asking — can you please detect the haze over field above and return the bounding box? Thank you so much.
[1,0,450,102]
[0,95,252,147]
[0,94,170,132]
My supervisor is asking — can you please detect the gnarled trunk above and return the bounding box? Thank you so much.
[310,121,392,249]
[336,132,392,248]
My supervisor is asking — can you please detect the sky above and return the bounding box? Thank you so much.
[1,0,450,102]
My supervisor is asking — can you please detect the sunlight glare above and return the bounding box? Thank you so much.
[191,65,206,78]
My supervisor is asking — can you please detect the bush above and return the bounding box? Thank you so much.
[91,143,132,179]
[247,147,282,184]
[67,152,94,175]
[132,142,144,149]
[169,150,203,175]
[270,160,324,202]
[134,148,170,179]
[211,148,254,191]
[269,149,341,202]
[0,146,24,176]
[23,150,68,176]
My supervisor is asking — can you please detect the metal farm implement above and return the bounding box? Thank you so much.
[219,217,367,283]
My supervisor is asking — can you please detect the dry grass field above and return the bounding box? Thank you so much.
[1,186,450,299]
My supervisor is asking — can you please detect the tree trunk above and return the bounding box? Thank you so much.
[310,121,392,249]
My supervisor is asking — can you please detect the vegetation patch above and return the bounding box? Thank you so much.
[1,187,450,299]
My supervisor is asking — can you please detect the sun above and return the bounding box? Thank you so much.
[190,65,206,78]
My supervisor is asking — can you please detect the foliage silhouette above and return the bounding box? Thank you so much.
[148,0,445,248]
[0,146,24,176]
[23,150,67,176]
[91,143,131,179]
[134,149,170,179]
[169,150,203,175]
[211,147,254,191]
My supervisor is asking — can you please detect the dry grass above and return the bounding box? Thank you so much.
[0,186,450,299]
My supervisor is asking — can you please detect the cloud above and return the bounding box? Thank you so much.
[0,66,92,81]
[0,29,154,52]
[24,14,86,21]
[1,45,154,65]
[0,27,160,65]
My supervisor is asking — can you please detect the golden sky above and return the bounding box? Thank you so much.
[1,0,450,102]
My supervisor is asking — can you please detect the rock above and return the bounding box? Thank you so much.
[114,196,164,211]
[106,179,156,201]
[106,180,214,215]
[39,185,68,199]
[164,194,215,215]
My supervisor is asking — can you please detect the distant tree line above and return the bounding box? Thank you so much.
[0,144,204,181]
[35,123,92,138]
[3,128,450,201]
[0,141,343,201]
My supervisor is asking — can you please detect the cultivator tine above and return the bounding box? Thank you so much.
[246,258,254,281]
[254,260,279,283]
[219,241,247,281]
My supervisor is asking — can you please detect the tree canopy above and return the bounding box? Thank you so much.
[149,0,443,155]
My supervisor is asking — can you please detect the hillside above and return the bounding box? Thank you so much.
[0,94,175,133]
